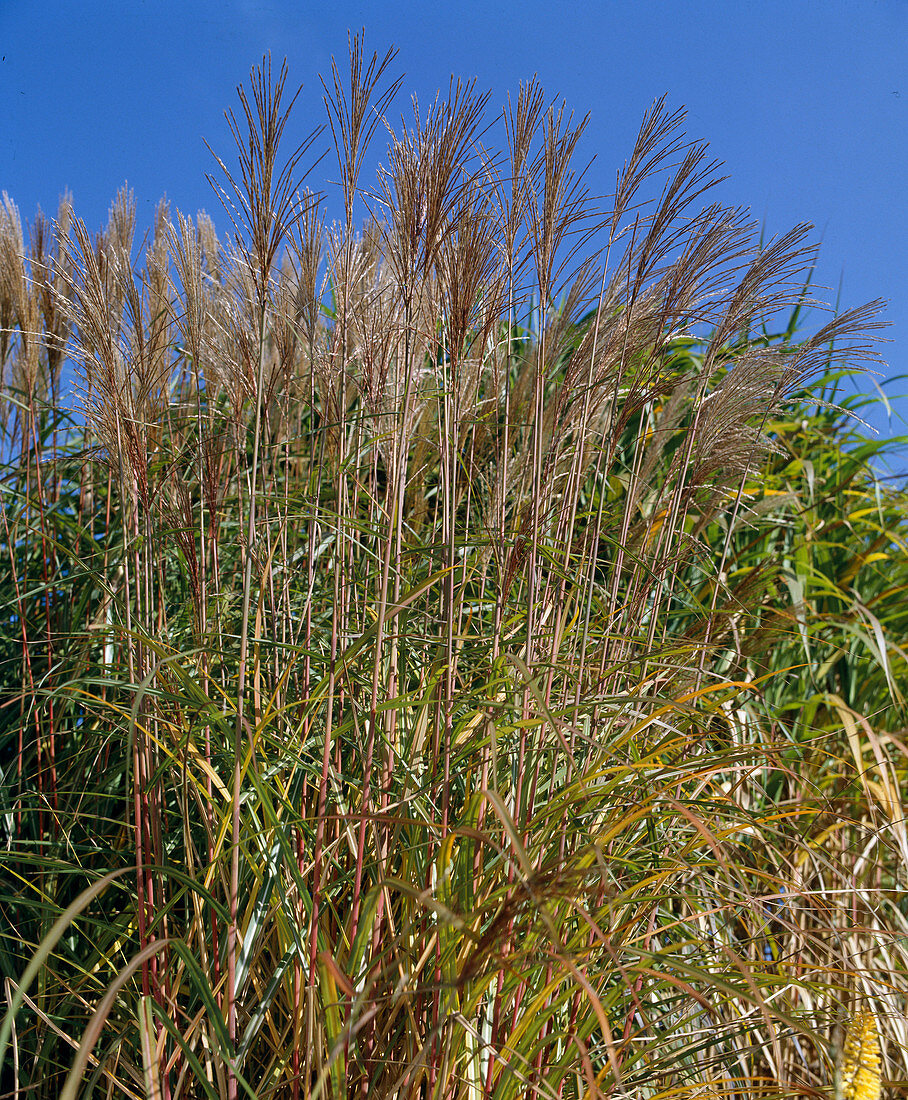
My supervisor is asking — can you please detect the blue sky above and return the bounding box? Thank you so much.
[3,0,906,459]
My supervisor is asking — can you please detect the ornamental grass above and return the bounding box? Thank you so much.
[1,37,907,1100]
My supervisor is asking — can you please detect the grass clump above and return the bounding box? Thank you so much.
[1,36,907,1100]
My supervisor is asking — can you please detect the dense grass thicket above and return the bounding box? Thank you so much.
[1,42,907,1100]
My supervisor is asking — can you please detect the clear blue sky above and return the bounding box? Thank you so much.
[3,0,906,461]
